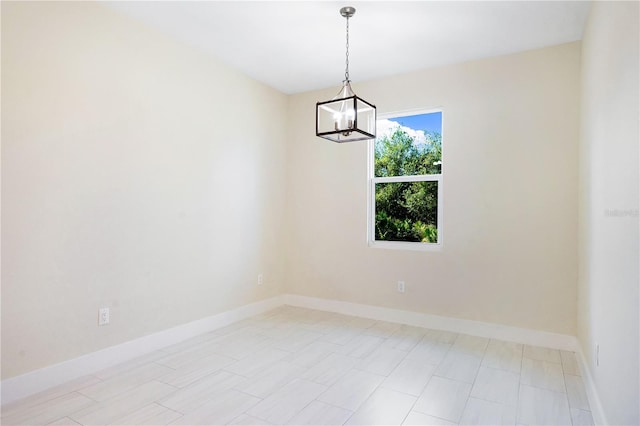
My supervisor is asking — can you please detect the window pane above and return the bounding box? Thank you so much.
[375,181,438,243]
[375,112,442,177]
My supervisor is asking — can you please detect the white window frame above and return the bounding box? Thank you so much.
[367,108,444,251]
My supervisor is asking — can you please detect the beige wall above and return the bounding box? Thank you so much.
[1,2,288,379]
[286,43,581,335]
[578,2,639,424]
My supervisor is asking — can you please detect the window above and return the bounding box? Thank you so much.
[367,110,443,249]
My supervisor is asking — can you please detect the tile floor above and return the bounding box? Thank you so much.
[1,306,594,425]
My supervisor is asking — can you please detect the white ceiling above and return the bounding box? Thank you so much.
[104,1,591,94]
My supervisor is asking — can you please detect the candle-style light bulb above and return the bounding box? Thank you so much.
[346,109,355,129]
[333,112,342,131]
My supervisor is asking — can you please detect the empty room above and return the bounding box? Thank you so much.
[1,1,638,425]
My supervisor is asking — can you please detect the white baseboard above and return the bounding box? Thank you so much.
[1,295,284,406]
[283,294,579,352]
[575,345,609,425]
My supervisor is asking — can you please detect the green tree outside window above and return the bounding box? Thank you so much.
[374,126,442,243]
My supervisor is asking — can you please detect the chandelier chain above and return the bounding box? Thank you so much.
[345,15,350,82]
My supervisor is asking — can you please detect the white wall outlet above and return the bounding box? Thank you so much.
[397,281,405,293]
[98,308,110,326]
[257,273,264,286]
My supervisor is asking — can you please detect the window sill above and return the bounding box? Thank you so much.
[368,240,443,252]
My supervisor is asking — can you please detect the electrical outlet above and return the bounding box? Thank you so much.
[98,308,110,326]
[258,274,264,286]
[397,281,405,293]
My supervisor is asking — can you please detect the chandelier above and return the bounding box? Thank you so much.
[316,6,376,143]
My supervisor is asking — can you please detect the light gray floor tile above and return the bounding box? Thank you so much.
[71,381,177,425]
[347,317,378,330]
[570,408,595,426]
[482,340,523,374]
[403,411,456,425]
[302,318,348,335]
[452,334,489,357]
[382,357,437,396]
[335,334,386,358]
[520,358,565,393]
[2,392,96,426]
[320,327,364,346]
[45,417,83,425]
[94,351,169,379]
[228,414,274,425]
[406,339,451,365]
[356,345,407,376]
[157,352,235,388]
[317,368,385,411]
[285,340,341,368]
[302,352,359,386]
[170,389,260,425]
[158,370,247,414]
[436,351,482,383]
[423,329,458,344]
[517,384,571,425]
[560,350,581,376]
[364,320,403,338]
[459,397,517,425]
[286,400,353,425]
[345,387,417,425]
[565,374,590,411]
[470,366,520,406]
[1,375,100,418]
[208,329,274,360]
[224,347,291,377]
[413,376,472,423]
[246,379,327,424]
[234,360,306,398]
[258,325,296,340]
[272,329,324,352]
[523,345,561,363]
[76,362,173,401]
[114,402,182,425]
[386,325,427,351]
